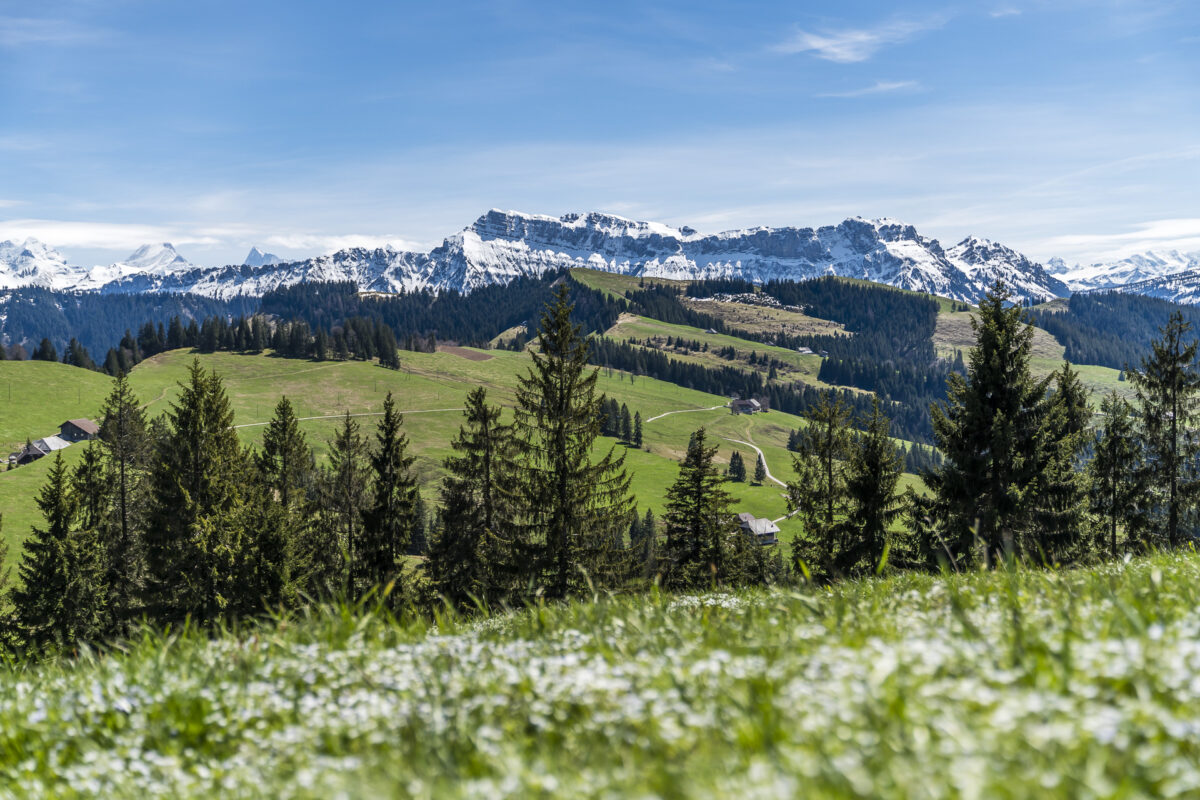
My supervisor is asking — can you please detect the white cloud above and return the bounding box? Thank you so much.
[1038,218,1200,262]
[989,7,1022,18]
[0,219,215,250]
[773,17,945,63]
[818,80,920,98]
[262,233,422,254]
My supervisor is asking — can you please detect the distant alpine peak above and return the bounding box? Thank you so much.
[244,246,282,267]
[1051,249,1200,291]
[121,242,192,273]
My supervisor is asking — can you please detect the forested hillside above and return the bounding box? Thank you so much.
[1031,292,1200,370]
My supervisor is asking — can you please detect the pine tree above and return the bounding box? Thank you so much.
[922,283,1050,567]
[633,411,643,447]
[662,428,741,589]
[1090,391,1148,557]
[727,451,746,482]
[426,387,511,608]
[620,404,633,443]
[753,453,767,484]
[144,360,255,622]
[357,392,417,602]
[509,285,633,599]
[787,392,851,579]
[1131,312,1200,548]
[836,399,903,577]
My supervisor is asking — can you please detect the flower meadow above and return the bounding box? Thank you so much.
[5,554,1200,798]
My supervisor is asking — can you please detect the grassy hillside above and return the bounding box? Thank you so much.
[1,347,857,558]
[934,308,1132,403]
[0,360,115,454]
[3,552,1198,796]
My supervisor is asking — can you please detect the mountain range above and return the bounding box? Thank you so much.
[1049,250,1200,292]
[0,209,1149,305]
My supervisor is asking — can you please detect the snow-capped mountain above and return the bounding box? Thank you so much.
[1051,250,1200,291]
[3,212,1073,304]
[946,237,1069,302]
[244,247,281,267]
[68,243,197,291]
[0,238,86,290]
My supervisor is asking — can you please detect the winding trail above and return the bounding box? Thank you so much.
[721,437,787,489]
[645,404,728,423]
[233,408,462,430]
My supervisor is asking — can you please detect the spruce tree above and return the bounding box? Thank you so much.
[620,404,633,443]
[98,373,150,628]
[257,396,315,508]
[358,392,417,601]
[663,428,741,589]
[836,399,903,577]
[923,283,1050,567]
[1033,363,1091,560]
[509,284,633,599]
[145,360,254,622]
[322,413,369,597]
[633,411,643,447]
[727,451,746,482]
[753,453,767,484]
[10,455,102,649]
[787,392,851,578]
[1131,311,1200,548]
[426,387,511,608]
[1090,391,1148,556]
[33,338,57,362]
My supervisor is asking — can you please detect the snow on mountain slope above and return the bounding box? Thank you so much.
[947,237,1069,302]
[71,243,197,291]
[3,211,1071,304]
[1051,250,1200,291]
[244,247,281,267]
[0,238,86,290]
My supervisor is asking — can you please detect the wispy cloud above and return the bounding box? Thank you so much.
[1040,218,1200,262]
[773,17,945,63]
[818,80,920,98]
[989,7,1022,18]
[0,17,112,48]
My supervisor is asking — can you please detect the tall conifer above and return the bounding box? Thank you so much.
[509,284,633,599]
[358,392,417,601]
[427,387,511,608]
[923,283,1049,566]
[663,428,740,588]
[1090,391,1148,556]
[787,392,852,578]
[1130,311,1200,547]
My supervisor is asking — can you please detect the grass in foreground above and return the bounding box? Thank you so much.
[4,552,1200,797]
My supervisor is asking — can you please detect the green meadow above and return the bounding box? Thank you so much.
[1,347,854,560]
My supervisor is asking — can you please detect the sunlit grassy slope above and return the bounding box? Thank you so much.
[1,348,862,557]
[3,551,1199,797]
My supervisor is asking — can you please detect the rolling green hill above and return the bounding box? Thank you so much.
[2,347,874,560]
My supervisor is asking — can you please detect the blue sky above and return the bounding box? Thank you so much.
[1,0,1197,267]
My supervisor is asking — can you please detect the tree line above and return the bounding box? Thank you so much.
[0,287,777,656]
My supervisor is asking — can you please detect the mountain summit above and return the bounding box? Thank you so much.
[244,247,282,267]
